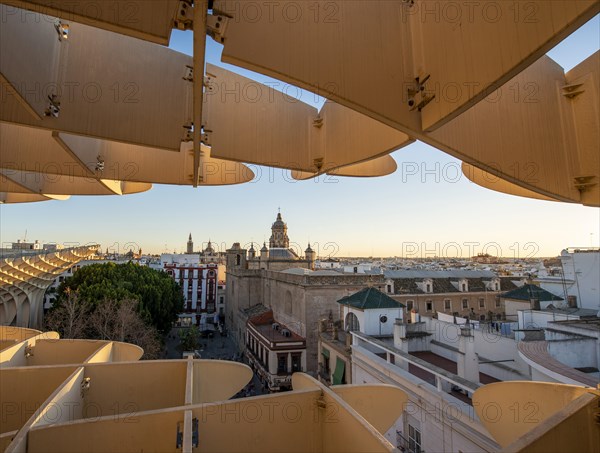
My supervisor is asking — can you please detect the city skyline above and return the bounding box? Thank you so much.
[1,16,598,258]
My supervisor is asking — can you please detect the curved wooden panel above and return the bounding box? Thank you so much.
[332,385,408,434]
[292,155,397,180]
[0,169,152,197]
[472,381,595,448]
[462,163,559,203]
[0,14,192,150]
[0,192,57,203]
[216,0,598,132]
[4,1,179,45]
[205,64,409,173]
[191,360,253,403]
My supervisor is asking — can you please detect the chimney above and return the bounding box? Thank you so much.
[345,331,352,349]
[530,298,541,310]
[319,319,327,333]
[457,327,479,384]
[393,319,409,370]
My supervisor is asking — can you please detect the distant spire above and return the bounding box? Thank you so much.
[189,233,192,240]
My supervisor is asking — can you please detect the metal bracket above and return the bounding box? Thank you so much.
[24,345,34,358]
[95,155,105,173]
[174,0,194,31]
[54,20,69,41]
[44,94,61,118]
[183,122,194,142]
[574,176,597,192]
[207,13,229,44]
[183,65,194,82]
[316,391,327,409]
[80,377,91,398]
[561,83,585,99]
[201,130,211,146]
[407,74,435,112]
[204,73,215,92]
[313,158,324,171]
[313,115,324,128]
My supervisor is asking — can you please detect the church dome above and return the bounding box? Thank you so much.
[203,240,215,254]
[272,212,286,228]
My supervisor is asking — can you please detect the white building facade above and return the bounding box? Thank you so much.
[537,248,600,311]
[159,254,225,326]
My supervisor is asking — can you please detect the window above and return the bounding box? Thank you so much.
[426,301,433,312]
[219,296,224,304]
[479,298,485,308]
[444,299,451,310]
[406,300,414,311]
[495,298,501,308]
[387,284,392,293]
[426,283,431,293]
[462,283,466,291]
[345,312,360,332]
[495,282,500,291]
[291,354,302,372]
[480,314,486,321]
[462,299,468,309]
[277,354,287,374]
[236,254,241,266]
[408,424,422,453]
[322,350,330,374]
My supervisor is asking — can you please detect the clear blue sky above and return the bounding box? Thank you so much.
[1,16,598,258]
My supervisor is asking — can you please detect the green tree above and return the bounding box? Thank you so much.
[46,294,162,359]
[55,262,183,333]
[178,326,200,353]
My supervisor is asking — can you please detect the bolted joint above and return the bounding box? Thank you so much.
[207,14,229,44]
[407,74,435,112]
[174,0,194,31]
[44,94,61,118]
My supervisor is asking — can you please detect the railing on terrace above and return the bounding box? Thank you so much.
[351,331,479,397]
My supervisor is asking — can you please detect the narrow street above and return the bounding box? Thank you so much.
[164,327,267,397]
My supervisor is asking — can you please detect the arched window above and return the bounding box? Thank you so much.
[345,312,360,332]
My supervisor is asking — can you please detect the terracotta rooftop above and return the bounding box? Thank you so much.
[248,310,305,343]
[409,351,500,386]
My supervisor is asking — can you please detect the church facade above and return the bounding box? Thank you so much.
[225,212,384,372]
[227,212,316,273]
